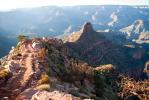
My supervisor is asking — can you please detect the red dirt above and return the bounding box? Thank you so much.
[0,42,41,99]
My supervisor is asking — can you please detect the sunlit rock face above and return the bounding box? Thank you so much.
[144,61,149,78]
[31,90,81,100]
[17,89,81,100]
[32,42,43,50]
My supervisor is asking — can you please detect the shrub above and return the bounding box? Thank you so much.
[94,70,105,97]
[0,68,11,79]
[79,86,89,94]
[37,48,47,60]
[95,64,115,75]
[17,35,28,42]
[36,84,51,91]
[13,44,21,54]
[38,74,50,85]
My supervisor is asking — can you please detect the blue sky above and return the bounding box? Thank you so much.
[0,0,149,11]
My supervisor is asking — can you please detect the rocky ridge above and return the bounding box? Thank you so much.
[64,22,149,80]
[0,37,119,100]
[0,22,148,100]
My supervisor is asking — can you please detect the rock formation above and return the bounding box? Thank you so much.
[65,22,127,68]
[0,37,119,100]
[64,22,149,80]
[0,22,148,100]
[81,22,94,33]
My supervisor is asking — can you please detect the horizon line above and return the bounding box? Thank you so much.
[1,4,149,12]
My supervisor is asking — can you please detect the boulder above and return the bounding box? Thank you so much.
[17,88,81,100]
[5,61,21,73]
[16,88,38,100]
[32,42,43,50]
[95,64,116,72]
[31,90,81,100]
[9,46,15,54]
[124,95,140,100]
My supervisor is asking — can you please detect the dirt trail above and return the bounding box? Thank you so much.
[22,53,34,83]
[20,43,36,90]
[0,43,39,99]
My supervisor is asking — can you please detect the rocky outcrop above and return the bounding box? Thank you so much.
[65,22,128,68]
[0,38,63,99]
[0,38,96,99]
[32,42,43,50]
[32,90,81,100]
[144,61,149,78]
[16,88,39,100]
[81,22,94,33]
[120,20,149,39]
[0,36,122,100]
[4,61,21,73]
[64,22,95,43]
[17,89,80,100]
[1,28,147,99]
[64,22,149,80]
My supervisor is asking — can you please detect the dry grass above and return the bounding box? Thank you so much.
[69,59,94,79]
[37,48,47,60]
[36,84,51,91]
[0,68,10,79]
[95,64,115,72]
[118,75,149,100]
[37,74,51,85]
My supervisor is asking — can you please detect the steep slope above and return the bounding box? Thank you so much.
[0,36,148,100]
[0,29,16,58]
[107,12,118,26]
[65,22,149,80]
[1,5,149,57]
[0,38,119,100]
[118,75,149,100]
[0,5,148,37]
[65,22,128,67]
[120,20,149,39]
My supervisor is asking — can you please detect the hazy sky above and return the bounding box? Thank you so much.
[0,0,149,11]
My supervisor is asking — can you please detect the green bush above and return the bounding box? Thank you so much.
[17,35,28,42]
[94,70,105,97]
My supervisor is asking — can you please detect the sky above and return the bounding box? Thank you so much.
[0,0,149,11]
